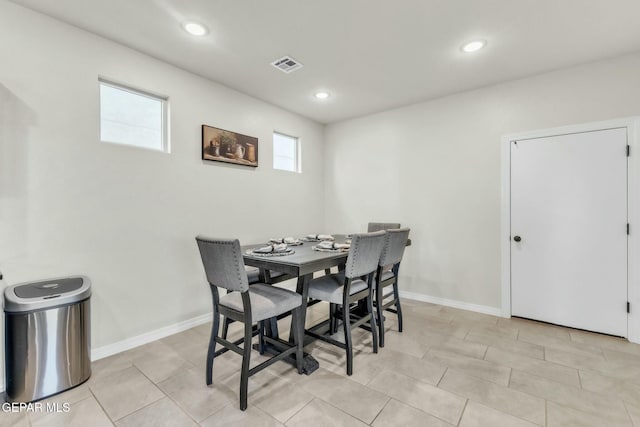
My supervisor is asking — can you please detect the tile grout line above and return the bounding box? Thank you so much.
[372,368,462,426]
[436,366,449,387]
[157,382,202,426]
[510,366,584,391]
[250,404,285,426]
[277,394,314,425]
[445,370,551,427]
[108,392,164,423]
[487,344,590,388]
[88,386,118,426]
[623,401,636,427]
[453,378,550,427]
[544,399,548,427]
[577,369,584,390]
[551,400,632,426]
[510,369,636,425]
[462,328,471,340]
[367,396,392,426]
[203,394,236,422]
[456,399,469,427]
[308,396,375,426]
[107,365,166,422]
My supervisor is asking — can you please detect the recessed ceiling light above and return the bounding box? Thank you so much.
[314,91,330,100]
[461,40,486,53]
[183,22,208,36]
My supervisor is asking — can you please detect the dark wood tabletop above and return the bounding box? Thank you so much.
[242,234,351,276]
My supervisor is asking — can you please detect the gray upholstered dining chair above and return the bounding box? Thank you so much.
[368,222,401,232]
[196,236,304,411]
[220,267,287,340]
[305,231,386,376]
[375,228,410,347]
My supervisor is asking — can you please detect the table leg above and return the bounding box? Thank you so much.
[290,274,310,342]
[258,268,280,339]
[289,273,319,374]
[266,317,279,338]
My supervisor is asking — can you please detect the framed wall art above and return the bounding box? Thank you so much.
[202,124,258,167]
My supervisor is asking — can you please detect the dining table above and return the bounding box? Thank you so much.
[242,234,352,373]
[242,233,411,374]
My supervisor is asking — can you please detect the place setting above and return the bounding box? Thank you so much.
[268,236,303,246]
[312,240,350,252]
[246,242,295,257]
[302,234,335,242]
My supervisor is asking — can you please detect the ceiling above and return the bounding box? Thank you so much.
[11,0,640,124]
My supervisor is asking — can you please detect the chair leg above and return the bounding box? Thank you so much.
[393,281,403,333]
[329,303,336,334]
[258,320,265,355]
[333,305,342,334]
[239,319,252,411]
[343,302,353,376]
[367,288,378,354]
[329,303,334,334]
[206,312,220,386]
[376,283,385,347]
[293,307,304,374]
[221,316,231,339]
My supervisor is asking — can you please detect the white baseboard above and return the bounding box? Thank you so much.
[92,293,502,362]
[399,290,503,317]
[91,312,212,361]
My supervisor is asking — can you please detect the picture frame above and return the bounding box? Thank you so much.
[201,124,258,167]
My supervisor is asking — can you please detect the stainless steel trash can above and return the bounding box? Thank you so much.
[4,276,91,402]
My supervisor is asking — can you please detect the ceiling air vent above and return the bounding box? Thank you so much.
[271,56,304,73]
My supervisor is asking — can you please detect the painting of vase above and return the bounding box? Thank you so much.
[201,124,259,167]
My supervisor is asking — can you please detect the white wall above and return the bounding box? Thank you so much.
[325,52,640,311]
[0,0,324,374]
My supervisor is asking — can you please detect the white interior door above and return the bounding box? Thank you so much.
[511,127,628,336]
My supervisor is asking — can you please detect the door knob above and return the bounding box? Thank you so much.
[513,236,522,242]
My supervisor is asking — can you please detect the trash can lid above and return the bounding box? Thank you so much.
[4,276,91,313]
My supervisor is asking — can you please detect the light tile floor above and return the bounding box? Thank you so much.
[3,299,640,426]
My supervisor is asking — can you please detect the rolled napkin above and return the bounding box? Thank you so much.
[253,243,289,253]
[317,241,350,250]
[306,234,335,241]
[273,243,289,252]
[269,237,301,245]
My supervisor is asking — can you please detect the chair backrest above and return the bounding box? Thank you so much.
[345,231,386,278]
[196,236,249,292]
[380,228,410,267]
[367,222,401,232]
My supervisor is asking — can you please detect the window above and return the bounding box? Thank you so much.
[99,79,168,152]
[273,132,299,172]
